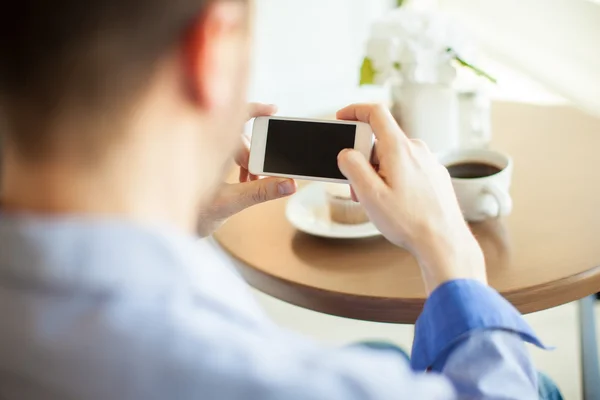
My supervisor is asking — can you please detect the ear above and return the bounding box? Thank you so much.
[183,1,249,110]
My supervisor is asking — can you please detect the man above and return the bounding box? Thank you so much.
[0,0,561,399]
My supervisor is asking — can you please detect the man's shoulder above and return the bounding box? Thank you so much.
[0,284,260,399]
[0,216,274,398]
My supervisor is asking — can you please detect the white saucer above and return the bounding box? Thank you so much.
[285,182,381,239]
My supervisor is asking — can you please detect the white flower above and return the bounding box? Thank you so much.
[365,37,397,71]
[365,9,471,84]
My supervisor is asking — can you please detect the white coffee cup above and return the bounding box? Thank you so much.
[439,149,513,222]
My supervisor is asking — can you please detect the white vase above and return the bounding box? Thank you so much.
[391,83,459,154]
[457,90,492,149]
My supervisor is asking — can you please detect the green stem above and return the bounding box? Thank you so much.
[447,48,497,84]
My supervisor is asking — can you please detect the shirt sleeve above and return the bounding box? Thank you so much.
[157,289,547,400]
[62,278,550,400]
[441,330,541,399]
[411,279,547,372]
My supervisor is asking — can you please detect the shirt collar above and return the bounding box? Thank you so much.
[0,213,202,294]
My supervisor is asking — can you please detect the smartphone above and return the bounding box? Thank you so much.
[248,116,373,183]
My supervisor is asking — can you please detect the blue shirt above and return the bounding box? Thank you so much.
[0,215,545,399]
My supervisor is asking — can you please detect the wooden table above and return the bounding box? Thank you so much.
[214,101,600,324]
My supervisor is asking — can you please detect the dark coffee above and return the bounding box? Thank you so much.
[446,162,502,179]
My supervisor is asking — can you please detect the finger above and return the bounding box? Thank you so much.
[350,186,359,202]
[220,178,297,217]
[239,168,249,183]
[236,121,257,167]
[241,130,252,149]
[338,149,387,206]
[336,103,406,147]
[370,139,380,165]
[235,143,250,169]
[247,103,278,120]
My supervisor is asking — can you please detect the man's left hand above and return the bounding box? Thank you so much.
[197,103,297,236]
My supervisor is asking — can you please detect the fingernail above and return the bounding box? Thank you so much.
[277,180,295,195]
[338,148,351,160]
[341,149,362,163]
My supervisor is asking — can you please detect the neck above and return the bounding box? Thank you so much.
[0,98,211,234]
[0,150,198,233]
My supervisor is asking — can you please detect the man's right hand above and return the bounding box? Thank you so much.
[336,103,487,294]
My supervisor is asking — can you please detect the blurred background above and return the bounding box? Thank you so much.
[248,0,600,116]
[243,1,600,399]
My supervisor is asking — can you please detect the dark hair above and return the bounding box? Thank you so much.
[0,0,209,160]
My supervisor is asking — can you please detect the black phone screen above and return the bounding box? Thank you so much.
[263,119,356,179]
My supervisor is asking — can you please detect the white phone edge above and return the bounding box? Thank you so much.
[248,116,373,183]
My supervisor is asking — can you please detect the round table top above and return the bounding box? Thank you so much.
[214,102,600,323]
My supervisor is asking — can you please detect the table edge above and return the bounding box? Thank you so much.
[222,241,600,323]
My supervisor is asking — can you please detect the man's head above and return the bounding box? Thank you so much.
[0,0,252,229]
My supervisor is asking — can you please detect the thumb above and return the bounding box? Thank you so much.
[338,149,387,204]
[219,178,297,217]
